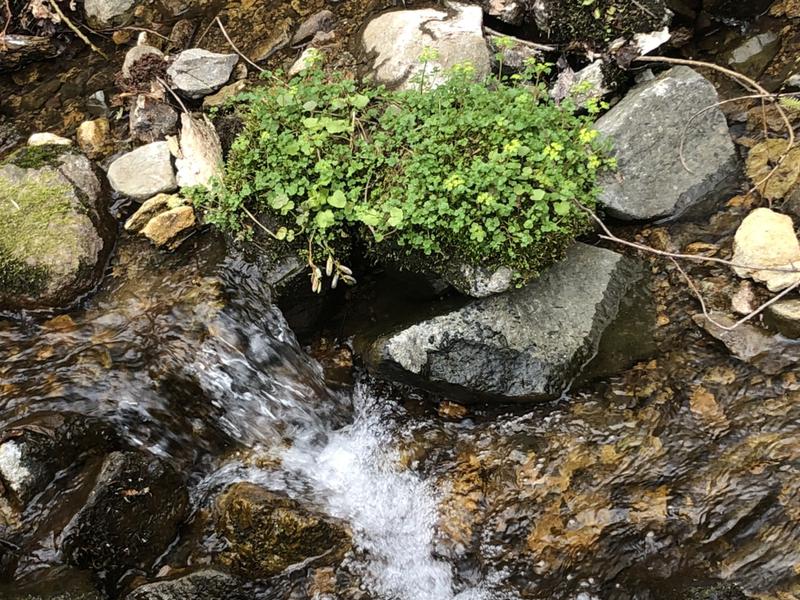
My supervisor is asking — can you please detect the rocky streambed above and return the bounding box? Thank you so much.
[2,1,800,599]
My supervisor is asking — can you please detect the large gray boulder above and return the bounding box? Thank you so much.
[167,49,238,99]
[0,147,114,310]
[107,141,177,200]
[595,66,739,221]
[365,243,653,401]
[361,2,491,90]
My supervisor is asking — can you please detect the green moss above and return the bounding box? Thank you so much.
[2,144,72,170]
[0,171,77,296]
[542,0,666,46]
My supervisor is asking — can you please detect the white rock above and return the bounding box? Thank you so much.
[361,2,490,90]
[174,114,223,189]
[107,141,177,200]
[0,442,31,497]
[27,132,72,146]
[732,207,800,292]
[288,48,322,77]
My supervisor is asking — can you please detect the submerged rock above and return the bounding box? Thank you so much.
[126,570,248,600]
[693,312,800,374]
[61,451,189,588]
[124,193,195,249]
[214,482,352,579]
[129,96,179,144]
[595,66,739,221]
[0,148,114,310]
[107,141,177,200]
[731,208,800,292]
[361,3,491,90]
[365,243,653,401]
[0,413,118,507]
[167,49,238,99]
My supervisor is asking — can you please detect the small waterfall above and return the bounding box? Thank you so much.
[189,302,510,600]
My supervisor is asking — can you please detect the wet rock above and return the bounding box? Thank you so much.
[0,565,102,599]
[731,208,800,292]
[167,49,238,99]
[27,132,71,146]
[0,413,118,507]
[595,66,739,221]
[124,193,195,248]
[214,482,352,579]
[83,0,136,27]
[129,96,179,144]
[202,80,247,110]
[366,243,652,401]
[725,31,781,80]
[693,312,800,374]
[122,44,163,79]
[0,148,114,310]
[125,569,248,600]
[291,9,335,45]
[107,141,177,200]
[61,451,189,588]
[764,299,800,338]
[76,118,112,159]
[684,582,748,600]
[474,0,524,25]
[174,113,223,189]
[361,3,491,90]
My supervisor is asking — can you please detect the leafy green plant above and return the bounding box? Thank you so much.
[193,56,614,291]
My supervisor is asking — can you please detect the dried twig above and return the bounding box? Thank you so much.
[635,56,795,199]
[215,16,264,73]
[46,0,107,58]
[572,199,800,331]
[105,25,172,42]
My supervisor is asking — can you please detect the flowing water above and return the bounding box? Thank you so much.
[2,224,800,600]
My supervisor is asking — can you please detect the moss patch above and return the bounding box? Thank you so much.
[3,144,72,170]
[0,170,78,297]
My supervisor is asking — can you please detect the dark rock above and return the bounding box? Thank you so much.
[703,0,774,20]
[129,96,178,144]
[684,581,748,600]
[61,451,189,589]
[214,482,351,579]
[365,243,653,401]
[125,569,249,600]
[0,565,102,599]
[763,299,800,339]
[0,413,118,507]
[291,10,335,45]
[595,66,739,221]
[693,311,800,374]
[0,148,115,310]
[474,0,524,25]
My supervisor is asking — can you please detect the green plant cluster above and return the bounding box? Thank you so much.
[193,54,614,290]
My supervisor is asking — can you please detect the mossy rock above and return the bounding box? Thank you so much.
[532,0,670,47]
[214,482,352,579]
[0,147,114,310]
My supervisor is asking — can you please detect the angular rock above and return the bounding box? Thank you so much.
[125,193,185,231]
[440,262,514,298]
[291,9,335,45]
[214,482,351,579]
[693,312,800,374]
[361,3,491,90]
[764,299,800,338]
[61,451,189,588]
[202,80,247,110]
[107,141,177,200]
[84,0,136,27]
[0,413,118,507]
[76,118,112,159]
[474,0,523,24]
[551,59,611,106]
[595,66,739,221]
[129,96,179,144]
[167,49,238,98]
[125,570,248,600]
[141,205,196,247]
[725,31,781,79]
[174,114,223,189]
[731,208,800,292]
[366,243,652,401]
[0,148,114,310]
[27,132,71,146]
[122,44,164,79]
